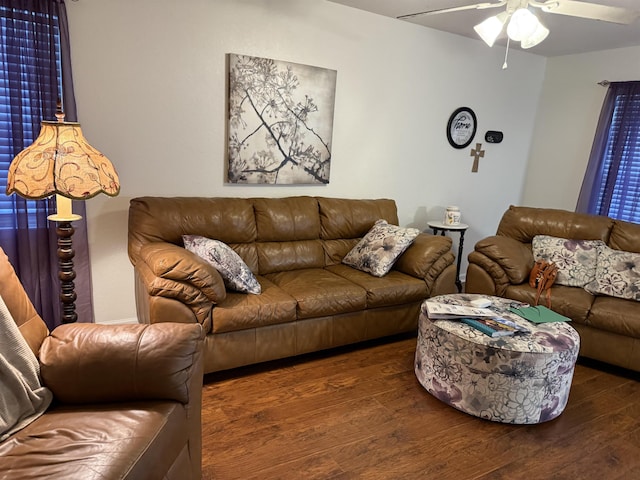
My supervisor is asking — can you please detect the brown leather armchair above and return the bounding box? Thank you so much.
[0,248,204,480]
[465,205,640,372]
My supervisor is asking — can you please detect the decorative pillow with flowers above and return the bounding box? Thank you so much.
[585,244,640,301]
[532,235,604,287]
[342,219,420,277]
[182,235,261,294]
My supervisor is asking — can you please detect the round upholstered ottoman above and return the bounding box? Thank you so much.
[415,294,580,424]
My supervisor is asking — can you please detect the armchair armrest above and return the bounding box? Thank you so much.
[394,234,455,291]
[471,235,534,285]
[39,323,204,405]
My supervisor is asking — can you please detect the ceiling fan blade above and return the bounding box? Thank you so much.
[397,1,506,20]
[536,0,639,25]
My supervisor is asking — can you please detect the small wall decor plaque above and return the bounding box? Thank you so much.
[485,130,503,143]
[447,107,477,149]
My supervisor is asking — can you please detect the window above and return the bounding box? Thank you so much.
[577,82,640,224]
[0,4,62,228]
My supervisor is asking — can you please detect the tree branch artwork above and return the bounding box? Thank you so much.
[227,54,336,184]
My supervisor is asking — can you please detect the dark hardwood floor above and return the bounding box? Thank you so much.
[201,334,640,479]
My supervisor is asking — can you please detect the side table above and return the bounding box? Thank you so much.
[427,221,469,292]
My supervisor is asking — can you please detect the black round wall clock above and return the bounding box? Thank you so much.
[447,107,477,149]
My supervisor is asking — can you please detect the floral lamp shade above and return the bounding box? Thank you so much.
[6,120,119,200]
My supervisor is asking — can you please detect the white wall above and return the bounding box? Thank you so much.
[67,0,546,323]
[522,45,640,210]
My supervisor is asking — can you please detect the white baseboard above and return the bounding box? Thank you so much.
[96,317,139,325]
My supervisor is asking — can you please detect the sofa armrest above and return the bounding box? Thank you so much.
[471,235,534,285]
[134,242,226,328]
[39,323,204,405]
[394,234,454,290]
[139,242,226,303]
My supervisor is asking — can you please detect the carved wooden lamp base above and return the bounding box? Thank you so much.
[48,195,82,324]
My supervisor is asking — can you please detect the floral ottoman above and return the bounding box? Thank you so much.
[415,294,580,424]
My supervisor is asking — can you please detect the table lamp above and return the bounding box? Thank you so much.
[5,108,119,323]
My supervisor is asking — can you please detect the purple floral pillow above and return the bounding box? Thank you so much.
[342,219,420,277]
[532,235,604,287]
[585,244,640,301]
[182,235,261,294]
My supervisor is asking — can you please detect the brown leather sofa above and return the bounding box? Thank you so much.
[128,196,457,374]
[0,248,204,480]
[465,205,640,372]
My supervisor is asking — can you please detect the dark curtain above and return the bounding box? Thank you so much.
[0,0,94,328]
[576,81,640,221]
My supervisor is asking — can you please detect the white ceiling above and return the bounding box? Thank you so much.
[327,0,640,57]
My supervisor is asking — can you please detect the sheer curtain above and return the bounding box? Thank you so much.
[0,0,94,328]
[576,81,640,223]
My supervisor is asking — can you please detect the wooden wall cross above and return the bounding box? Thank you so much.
[470,143,485,172]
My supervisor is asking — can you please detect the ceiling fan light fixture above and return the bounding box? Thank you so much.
[521,21,549,49]
[506,7,540,42]
[473,11,508,47]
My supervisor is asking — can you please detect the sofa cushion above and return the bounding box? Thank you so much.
[504,284,593,324]
[128,197,257,263]
[609,220,640,253]
[211,277,297,333]
[254,196,320,242]
[322,238,359,266]
[532,235,603,287]
[256,240,325,274]
[342,220,420,277]
[183,235,261,294]
[496,205,613,244]
[318,197,398,239]
[585,244,640,301]
[0,401,187,480]
[326,264,428,308]
[587,296,640,338]
[265,268,367,319]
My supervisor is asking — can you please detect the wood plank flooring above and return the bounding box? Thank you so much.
[201,334,640,479]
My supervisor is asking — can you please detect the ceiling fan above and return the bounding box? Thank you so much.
[397,1,639,49]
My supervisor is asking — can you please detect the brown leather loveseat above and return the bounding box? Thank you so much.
[0,248,204,479]
[128,196,457,373]
[465,205,640,372]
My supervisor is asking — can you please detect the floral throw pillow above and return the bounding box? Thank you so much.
[532,235,604,287]
[585,244,640,301]
[342,219,420,277]
[182,235,261,294]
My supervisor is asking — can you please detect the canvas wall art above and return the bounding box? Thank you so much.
[227,54,337,184]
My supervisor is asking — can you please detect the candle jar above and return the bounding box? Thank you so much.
[444,206,461,226]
